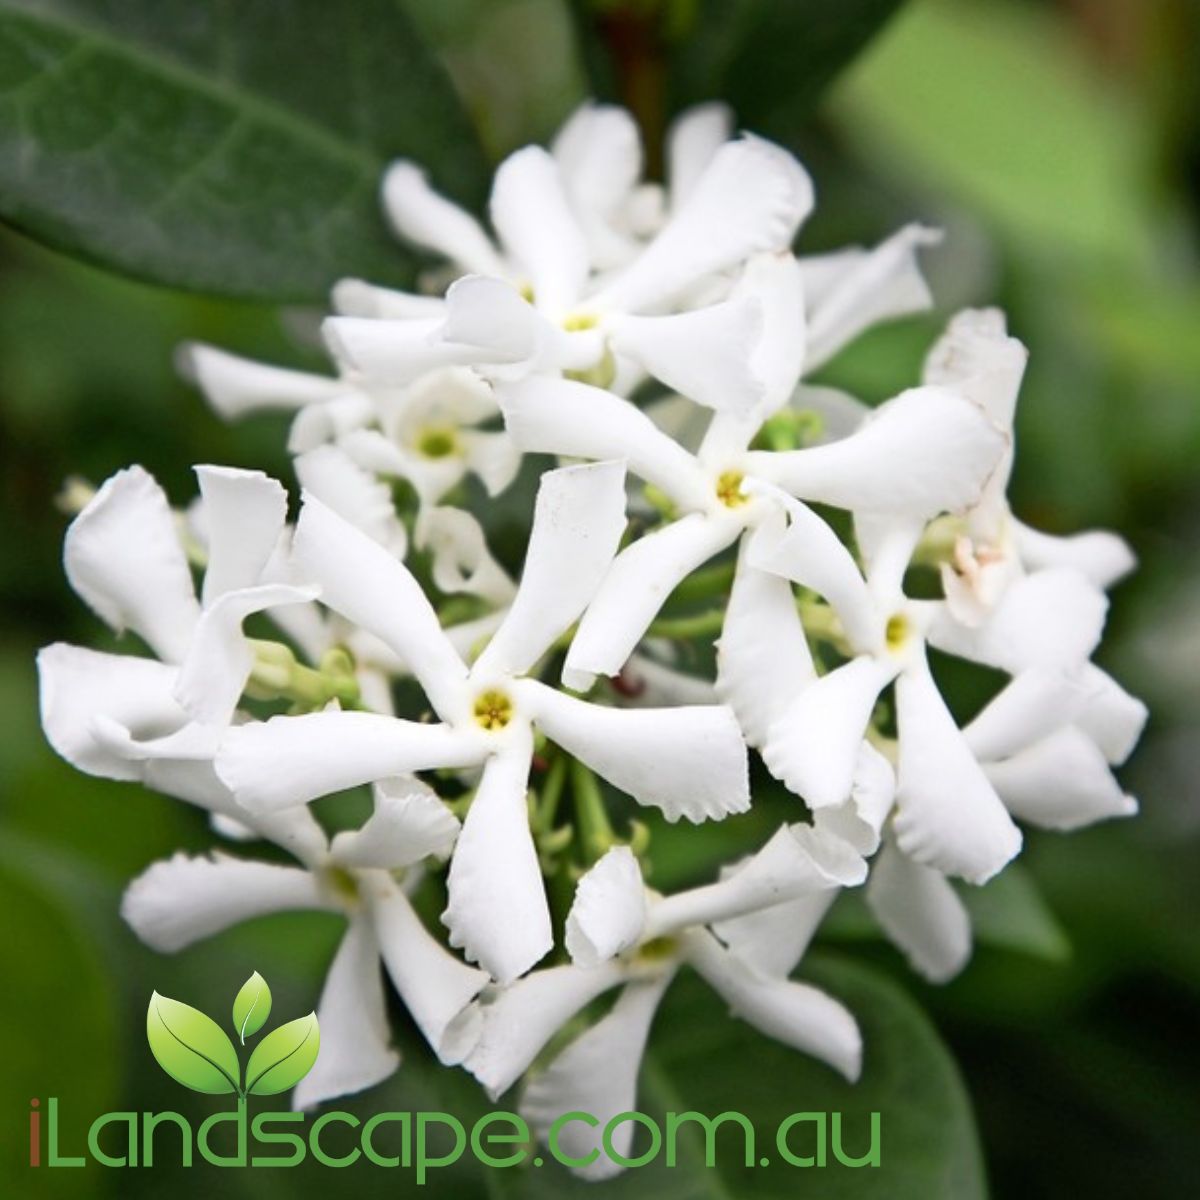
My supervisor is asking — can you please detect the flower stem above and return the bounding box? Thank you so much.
[571,758,616,862]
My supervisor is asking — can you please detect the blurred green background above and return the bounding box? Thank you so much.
[0,0,1197,1195]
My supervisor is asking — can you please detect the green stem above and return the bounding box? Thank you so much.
[665,561,735,607]
[571,758,616,862]
[536,754,568,835]
[647,609,725,640]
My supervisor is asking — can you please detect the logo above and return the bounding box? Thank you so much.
[146,971,319,1101]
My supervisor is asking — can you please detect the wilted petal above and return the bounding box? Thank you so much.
[64,466,199,663]
[177,343,347,420]
[370,876,489,1064]
[524,682,750,823]
[217,711,483,812]
[522,974,673,1180]
[686,929,862,1081]
[381,161,505,277]
[331,778,460,869]
[1013,520,1136,590]
[295,444,407,557]
[565,847,648,967]
[563,514,740,689]
[294,916,400,1109]
[893,654,1022,884]
[474,461,627,678]
[443,730,551,984]
[984,726,1137,830]
[195,466,288,603]
[121,852,333,952]
[867,837,971,984]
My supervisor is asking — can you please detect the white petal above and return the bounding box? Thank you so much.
[496,375,710,511]
[121,852,332,952]
[984,726,1137,830]
[461,428,522,498]
[685,929,862,1081]
[331,778,460,869]
[381,161,504,277]
[443,731,551,983]
[174,582,318,725]
[667,101,734,206]
[463,961,629,1099]
[646,823,866,939]
[866,837,972,984]
[616,653,718,707]
[815,741,897,857]
[524,682,750,823]
[286,392,375,454]
[893,654,1022,884]
[369,876,489,1063]
[928,568,1108,674]
[473,461,627,678]
[565,846,648,967]
[295,445,407,557]
[331,279,448,319]
[596,136,813,312]
[563,514,740,688]
[440,275,547,366]
[962,668,1093,761]
[216,711,483,812]
[64,466,199,662]
[322,316,502,384]
[803,225,942,372]
[293,494,467,717]
[749,386,1007,519]
[762,657,895,809]
[1072,664,1148,766]
[177,343,346,420]
[922,307,1027,431]
[791,384,871,443]
[715,538,815,747]
[195,466,288,603]
[714,891,836,979]
[293,917,400,1109]
[415,506,516,605]
[38,643,186,781]
[1013,520,1136,590]
[522,974,672,1181]
[490,145,589,314]
[608,295,765,415]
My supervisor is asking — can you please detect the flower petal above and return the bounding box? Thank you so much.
[64,466,199,662]
[522,974,673,1180]
[667,101,733,206]
[565,846,648,967]
[330,777,460,869]
[685,929,862,1081]
[415,506,516,604]
[369,875,489,1064]
[443,730,551,983]
[331,279,448,319]
[121,851,332,952]
[713,892,837,979]
[1013,520,1136,590]
[496,374,711,510]
[490,145,589,314]
[293,916,400,1109]
[177,343,347,420]
[293,493,468,717]
[922,307,1027,431]
[962,668,1093,761]
[322,316,500,384]
[194,466,289,603]
[749,386,1008,519]
[295,444,407,557]
[893,653,1022,884]
[984,726,1137,830]
[216,711,483,812]
[381,161,504,276]
[813,741,897,857]
[563,514,740,689]
[762,657,895,809]
[473,461,627,678]
[524,682,750,823]
[440,275,548,366]
[866,836,972,984]
[1073,664,1148,766]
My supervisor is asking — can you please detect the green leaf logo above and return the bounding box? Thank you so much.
[146,992,241,1095]
[245,1014,321,1096]
[232,971,272,1043]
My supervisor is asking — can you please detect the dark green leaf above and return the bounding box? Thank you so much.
[245,1012,320,1096]
[959,863,1070,963]
[0,0,489,299]
[232,969,272,1043]
[146,991,240,1095]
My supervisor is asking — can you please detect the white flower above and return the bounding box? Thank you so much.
[215,460,751,983]
[496,348,1007,691]
[461,841,864,1178]
[121,777,486,1108]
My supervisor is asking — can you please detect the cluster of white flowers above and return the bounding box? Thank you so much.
[38,101,1146,1175]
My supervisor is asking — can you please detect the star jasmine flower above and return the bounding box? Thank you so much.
[461,841,866,1178]
[121,777,488,1108]
[215,460,752,983]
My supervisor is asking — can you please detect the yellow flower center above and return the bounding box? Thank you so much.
[473,688,514,732]
[562,311,599,332]
[324,865,360,908]
[415,424,460,459]
[636,935,679,963]
[885,613,910,653]
[518,282,535,304]
[715,470,749,509]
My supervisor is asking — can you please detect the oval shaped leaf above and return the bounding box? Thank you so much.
[232,970,272,1043]
[245,1012,320,1096]
[0,0,488,300]
[146,991,239,1095]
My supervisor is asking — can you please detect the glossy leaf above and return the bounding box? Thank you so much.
[0,0,488,300]
[960,863,1070,963]
[232,970,272,1043]
[146,991,240,1095]
[245,1012,320,1096]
